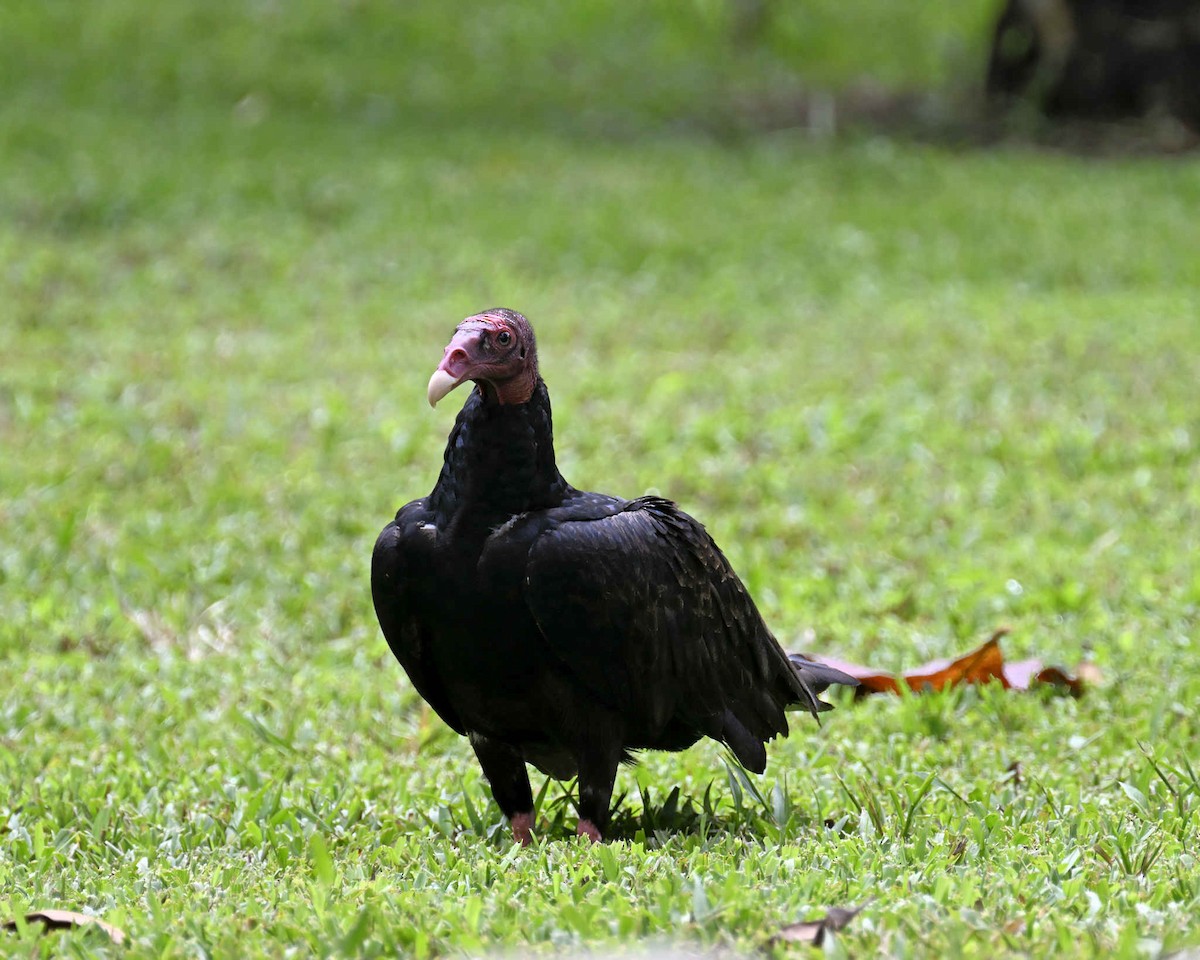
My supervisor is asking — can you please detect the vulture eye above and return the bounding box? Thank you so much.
[497,330,512,346]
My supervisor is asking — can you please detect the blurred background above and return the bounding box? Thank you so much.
[4,1,991,141]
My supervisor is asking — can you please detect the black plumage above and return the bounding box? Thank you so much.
[371,308,856,843]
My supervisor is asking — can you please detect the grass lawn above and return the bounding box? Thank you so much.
[2,1,1199,956]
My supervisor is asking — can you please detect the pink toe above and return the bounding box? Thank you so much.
[576,819,603,843]
[511,812,534,846]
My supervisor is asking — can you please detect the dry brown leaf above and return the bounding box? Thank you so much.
[2,909,126,946]
[808,629,1096,699]
[773,900,873,946]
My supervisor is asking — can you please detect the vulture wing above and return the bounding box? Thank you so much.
[522,496,826,770]
[371,499,467,736]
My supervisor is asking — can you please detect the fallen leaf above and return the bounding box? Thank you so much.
[2,909,126,946]
[903,631,1008,691]
[1011,663,1090,695]
[773,899,873,946]
[997,657,1043,690]
[805,629,1095,699]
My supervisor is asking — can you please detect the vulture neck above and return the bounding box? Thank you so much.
[429,380,569,528]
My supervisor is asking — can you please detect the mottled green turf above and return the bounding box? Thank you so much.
[2,2,1200,957]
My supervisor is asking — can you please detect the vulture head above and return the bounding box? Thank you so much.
[427,308,539,408]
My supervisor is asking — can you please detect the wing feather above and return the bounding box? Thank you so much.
[371,501,466,735]
[523,497,801,745]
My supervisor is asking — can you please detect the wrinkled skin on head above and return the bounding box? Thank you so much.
[427,308,540,407]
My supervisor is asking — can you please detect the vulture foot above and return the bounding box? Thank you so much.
[511,811,534,846]
[576,819,603,843]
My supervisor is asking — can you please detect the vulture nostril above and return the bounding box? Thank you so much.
[444,347,470,374]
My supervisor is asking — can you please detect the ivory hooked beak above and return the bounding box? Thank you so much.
[427,368,462,407]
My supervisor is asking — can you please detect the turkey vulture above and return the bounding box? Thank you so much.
[371,308,856,843]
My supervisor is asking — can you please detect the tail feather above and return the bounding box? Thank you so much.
[787,653,859,717]
[719,709,768,774]
[718,657,857,771]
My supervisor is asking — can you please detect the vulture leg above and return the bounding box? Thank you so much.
[574,739,623,843]
[469,733,534,845]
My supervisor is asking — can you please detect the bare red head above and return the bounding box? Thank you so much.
[427,308,540,408]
